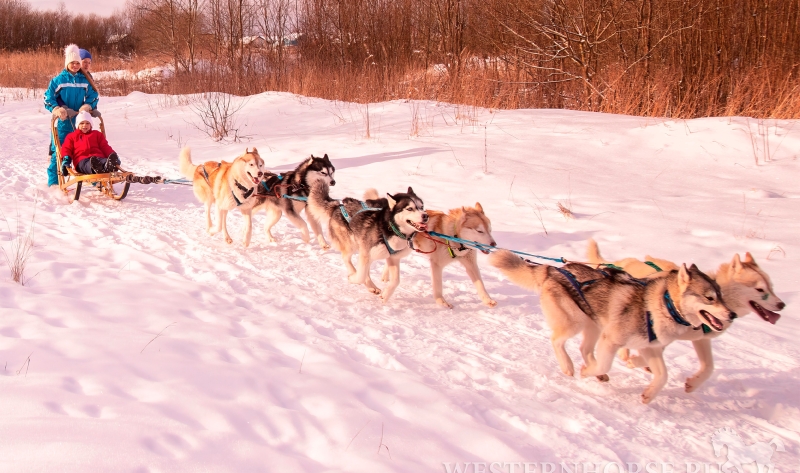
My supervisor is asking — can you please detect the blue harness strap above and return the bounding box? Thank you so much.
[340,200,382,223]
[283,195,308,202]
[646,311,658,342]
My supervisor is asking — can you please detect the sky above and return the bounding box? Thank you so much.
[28,0,127,16]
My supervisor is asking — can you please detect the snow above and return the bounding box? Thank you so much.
[1,89,799,472]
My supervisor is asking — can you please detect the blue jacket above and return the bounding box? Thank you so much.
[44,69,98,113]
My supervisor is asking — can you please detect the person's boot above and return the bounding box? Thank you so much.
[105,153,121,172]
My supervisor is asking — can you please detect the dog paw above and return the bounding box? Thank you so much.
[641,390,656,404]
[436,298,453,309]
[483,298,497,307]
[644,367,652,373]
[596,374,610,382]
[225,236,233,244]
[562,367,575,377]
[368,287,381,295]
[266,235,277,243]
[320,244,331,251]
[685,377,701,393]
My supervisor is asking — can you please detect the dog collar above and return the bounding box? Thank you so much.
[663,290,693,327]
[389,221,411,240]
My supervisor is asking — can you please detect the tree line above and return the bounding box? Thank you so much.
[0,0,797,117]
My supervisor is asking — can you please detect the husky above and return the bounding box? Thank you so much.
[179,147,266,247]
[307,182,428,303]
[253,154,336,248]
[380,203,497,308]
[586,239,785,392]
[489,250,735,403]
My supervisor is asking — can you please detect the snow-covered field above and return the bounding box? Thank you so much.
[1,89,798,472]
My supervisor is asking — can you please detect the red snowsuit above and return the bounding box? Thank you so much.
[61,129,114,168]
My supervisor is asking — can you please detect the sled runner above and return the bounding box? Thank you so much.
[51,115,131,201]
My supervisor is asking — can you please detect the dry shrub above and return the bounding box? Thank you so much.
[1,0,798,119]
[557,202,574,220]
[1,208,36,286]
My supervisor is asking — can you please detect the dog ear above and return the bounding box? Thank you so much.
[731,253,743,274]
[306,156,314,165]
[475,202,484,212]
[251,147,259,155]
[386,193,397,210]
[678,263,692,286]
[322,154,330,161]
[407,186,414,196]
[743,252,755,265]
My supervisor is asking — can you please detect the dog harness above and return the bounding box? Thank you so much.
[232,180,255,206]
[259,174,283,195]
[340,201,382,223]
[446,234,469,258]
[199,164,211,185]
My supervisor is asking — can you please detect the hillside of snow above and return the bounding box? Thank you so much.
[0,89,798,472]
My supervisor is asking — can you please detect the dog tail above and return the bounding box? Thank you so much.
[363,188,379,200]
[306,180,338,226]
[488,249,549,293]
[179,147,196,179]
[586,239,609,266]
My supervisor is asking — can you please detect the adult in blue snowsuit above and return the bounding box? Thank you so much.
[43,44,99,186]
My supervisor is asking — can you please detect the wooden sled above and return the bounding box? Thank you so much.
[51,115,131,201]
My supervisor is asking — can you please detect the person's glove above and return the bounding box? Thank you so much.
[90,109,102,118]
[61,156,72,176]
[65,108,77,118]
[79,104,92,113]
[52,107,67,121]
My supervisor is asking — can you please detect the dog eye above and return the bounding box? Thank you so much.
[756,288,765,293]
[705,296,714,302]
[477,230,484,234]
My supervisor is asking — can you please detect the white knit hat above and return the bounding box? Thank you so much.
[64,44,81,67]
[76,110,93,128]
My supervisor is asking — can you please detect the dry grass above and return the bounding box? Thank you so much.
[1,207,36,286]
[557,202,574,220]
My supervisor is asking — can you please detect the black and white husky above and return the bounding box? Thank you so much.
[253,154,336,248]
[307,182,428,303]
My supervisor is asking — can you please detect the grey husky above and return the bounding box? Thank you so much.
[489,250,735,403]
[307,182,428,303]
[586,239,785,392]
[253,154,336,248]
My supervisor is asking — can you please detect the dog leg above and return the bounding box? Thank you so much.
[305,212,330,250]
[431,261,452,308]
[285,209,311,244]
[341,251,357,276]
[685,338,714,393]
[580,334,619,379]
[639,347,668,404]
[381,258,401,303]
[218,209,232,244]
[263,208,282,243]
[205,201,214,233]
[380,264,389,282]
[241,209,253,247]
[580,323,609,382]
[459,256,496,307]
[617,348,631,362]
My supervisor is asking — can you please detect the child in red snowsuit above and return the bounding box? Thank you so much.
[60,110,120,175]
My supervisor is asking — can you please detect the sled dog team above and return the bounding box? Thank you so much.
[178,147,786,404]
